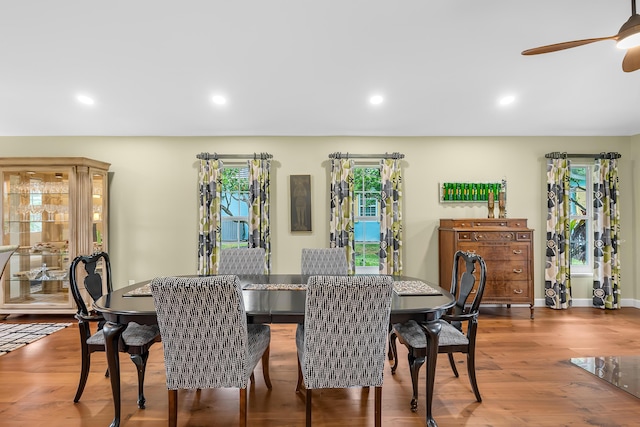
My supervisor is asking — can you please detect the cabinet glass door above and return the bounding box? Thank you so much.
[1,170,72,308]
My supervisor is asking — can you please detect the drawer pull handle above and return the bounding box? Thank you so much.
[513,268,523,273]
[470,289,477,294]
[515,223,521,226]
[513,249,523,254]
[513,289,523,294]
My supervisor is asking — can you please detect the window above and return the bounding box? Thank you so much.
[569,164,592,274]
[353,166,381,274]
[220,166,250,249]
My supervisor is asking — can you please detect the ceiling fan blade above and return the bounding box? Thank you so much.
[622,45,640,72]
[522,36,617,55]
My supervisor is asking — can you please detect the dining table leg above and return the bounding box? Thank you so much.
[104,321,126,427]
[422,320,442,427]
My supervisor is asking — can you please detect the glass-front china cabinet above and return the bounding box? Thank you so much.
[0,158,110,316]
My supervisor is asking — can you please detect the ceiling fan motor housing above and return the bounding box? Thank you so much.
[617,14,640,48]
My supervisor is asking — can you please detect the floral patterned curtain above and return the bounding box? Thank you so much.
[197,158,222,275]
[545,157,571,309]
[380,158,403,275]
[329,158,355,274]
[593,157,620,309]
[248,157,271,273]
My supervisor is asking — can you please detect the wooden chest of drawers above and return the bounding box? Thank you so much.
[438,218,534,318]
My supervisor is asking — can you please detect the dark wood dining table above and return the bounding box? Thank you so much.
[93,274,455,427]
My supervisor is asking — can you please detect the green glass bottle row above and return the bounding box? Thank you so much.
[441,182,503,202]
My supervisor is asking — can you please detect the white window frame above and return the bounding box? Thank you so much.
[353,164,381,275]
[220,165,250,249]
[569,163,592,276]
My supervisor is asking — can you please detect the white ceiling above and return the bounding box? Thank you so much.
[1,0,639,137]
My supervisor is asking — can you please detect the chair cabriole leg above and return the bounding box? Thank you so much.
[447,352,459,377]
[389,331,399,373]
[74,340,91,402]
[130,352,149,409]
[408,352,425,412]
[467,351,482,402]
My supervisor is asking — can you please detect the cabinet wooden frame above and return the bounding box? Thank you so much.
[0,157,110,315]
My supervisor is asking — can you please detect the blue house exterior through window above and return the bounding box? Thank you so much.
[220,166,250,249]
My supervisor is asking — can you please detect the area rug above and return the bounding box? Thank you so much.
[0,323,71,356]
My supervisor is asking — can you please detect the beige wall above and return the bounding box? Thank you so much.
[0,136,635,306]
[631,134,640,305]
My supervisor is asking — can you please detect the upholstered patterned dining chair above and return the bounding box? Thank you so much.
[389,250,487,411]
[150,275,272,427]
[69,251,160,409]
[295,275,393,427]
[300,247,348,275]
[218,247,266,275]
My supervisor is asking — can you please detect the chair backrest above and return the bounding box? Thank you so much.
[150,275,251,390]
[0,245,18,280]
[449,250,487,326]
[69,251,112,316]
[300,248,348,275]
[218,247,265,275]
[301,275,393,389]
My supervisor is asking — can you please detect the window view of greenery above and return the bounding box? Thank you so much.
[569,166,589,270]
[354,167,381,272]
[220,167,250,249]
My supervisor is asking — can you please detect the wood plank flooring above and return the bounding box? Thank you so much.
[1,306,640,426]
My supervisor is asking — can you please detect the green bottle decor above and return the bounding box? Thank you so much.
[440,181,505,204]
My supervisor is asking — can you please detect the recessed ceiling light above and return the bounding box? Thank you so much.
[76,94,95,105]
[211,95,227,105]
[498,95,515,106]
[369,95,384,105]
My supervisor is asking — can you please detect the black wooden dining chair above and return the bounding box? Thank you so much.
[389,250,487,411]
[69,251,160,408]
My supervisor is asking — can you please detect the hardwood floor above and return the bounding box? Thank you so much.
[2,306,640,426]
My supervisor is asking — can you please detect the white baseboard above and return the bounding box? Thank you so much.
[532,298,640,309]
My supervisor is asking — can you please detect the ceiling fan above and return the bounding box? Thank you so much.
[522,0,640,72]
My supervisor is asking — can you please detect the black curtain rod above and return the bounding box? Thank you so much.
[328,152,404,160]
[545,151,621,159]
[196,152,273,160]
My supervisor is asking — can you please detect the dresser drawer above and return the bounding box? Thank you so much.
[440,218,528,229]
[458,243,529,260]
[456,231,517,242]
[469,220,510,228]
[484,280,531,299]
[485,260,529,280]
